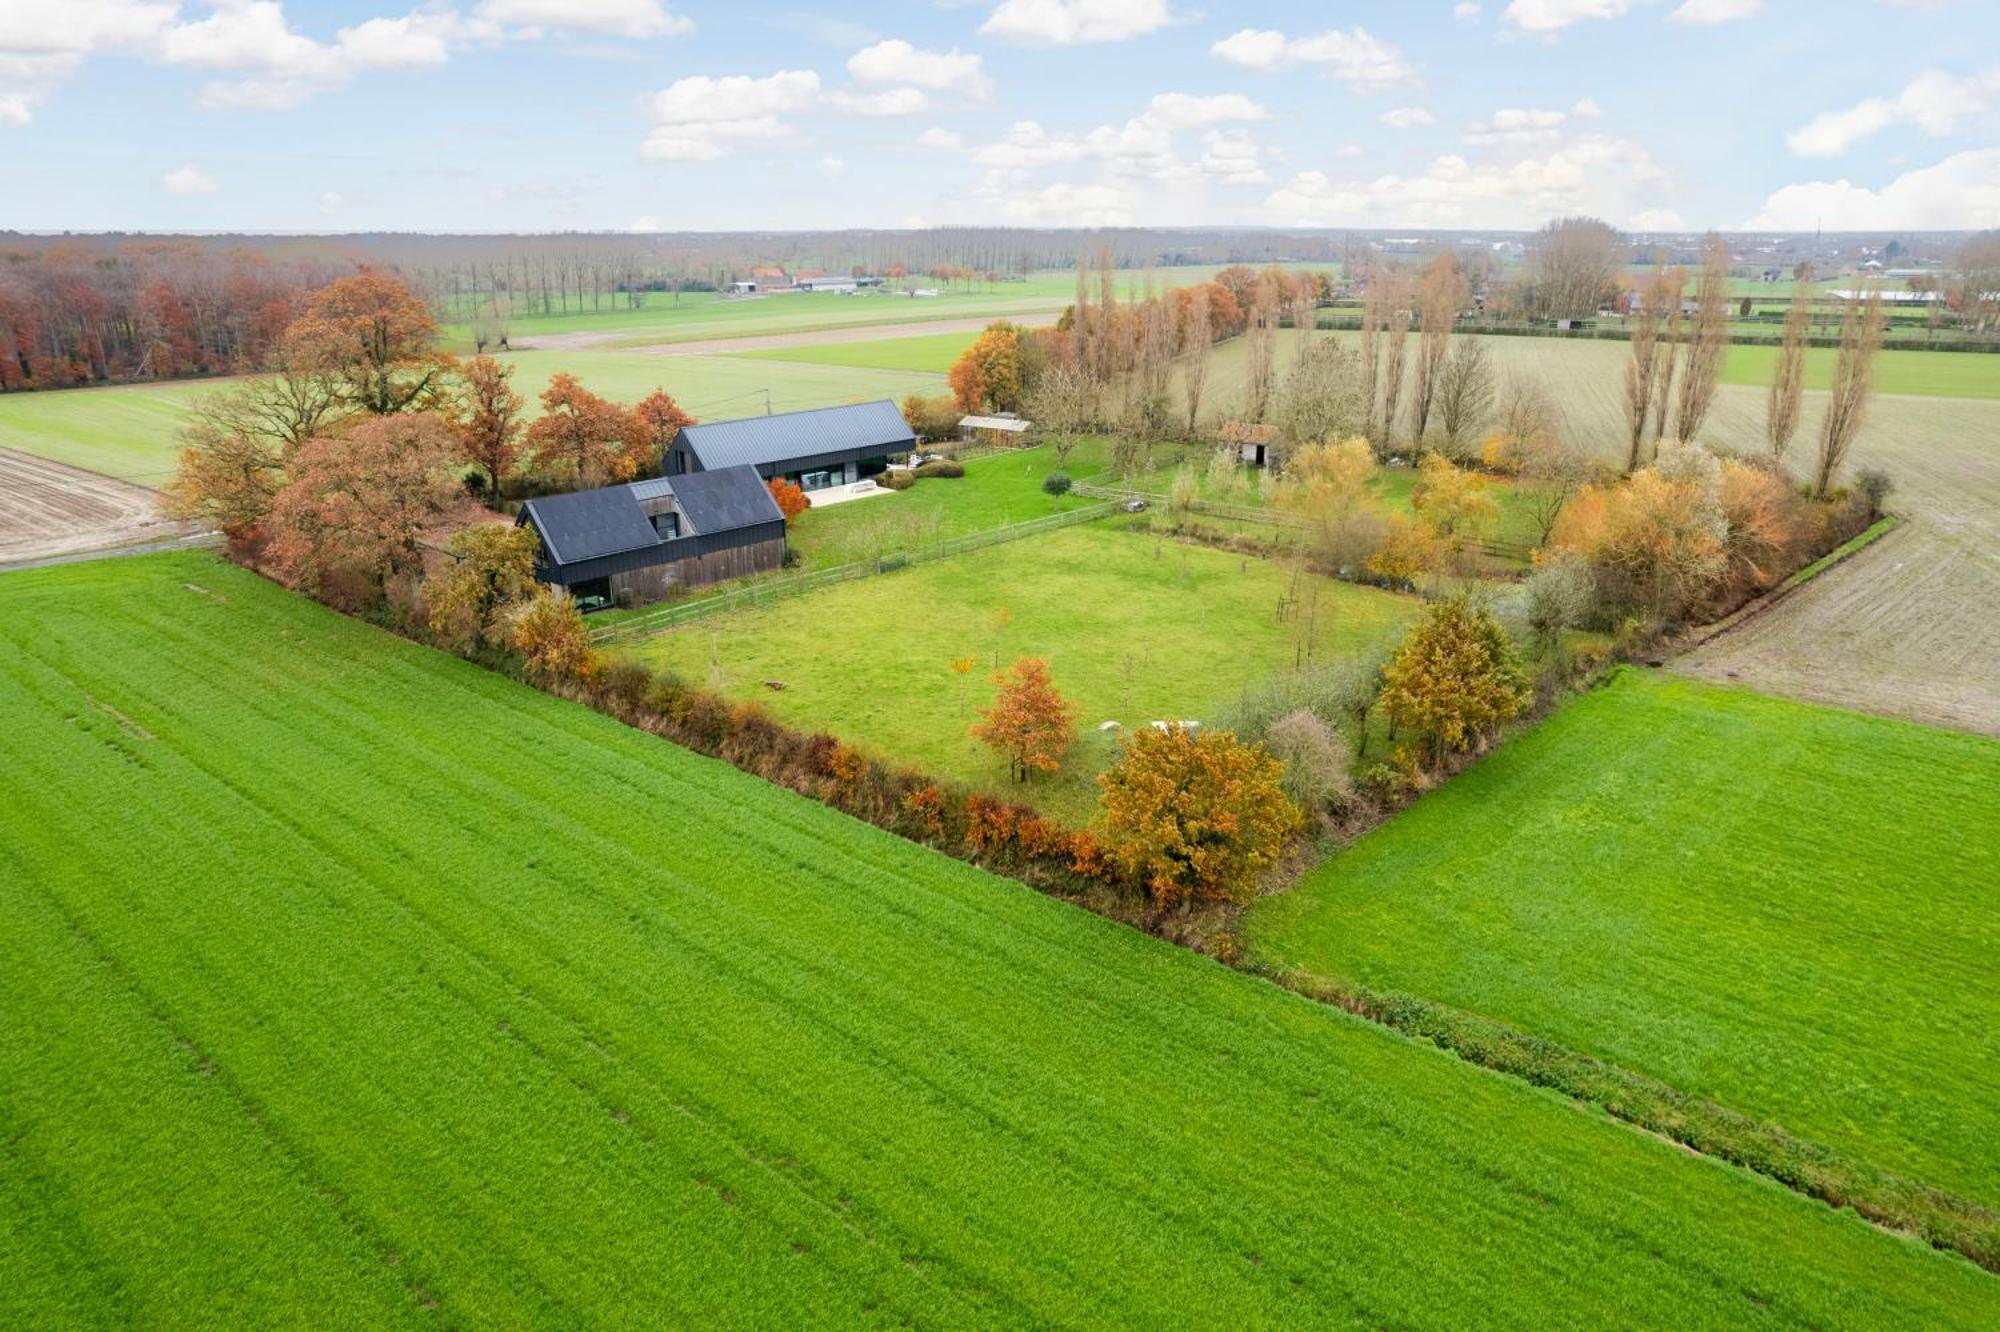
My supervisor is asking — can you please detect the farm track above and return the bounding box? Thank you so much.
[0,447,196,564]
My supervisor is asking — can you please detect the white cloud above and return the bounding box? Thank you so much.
[847,38,992,100]
[1266,134,1672,228]
[0,1,177,56]
[1571,97,1602,118]
[1380,106,1436,128]
[1454,3,1482,18]
[1195,130,1275,185]
[1466,106,1567,144]
[1628,208,1686,231]
[979,0,1175,46]
[917,127,964,150]
[993,179,1135,225]
[1502,0,1630,33]
[161,163,217,195]
[1746,148,2000,229]
[642,69,820,160]
[1209,27,1414,91]
[624,214,660,231]
[1141,91,1269,129]
[820,155,846,173]
[1668,0,1761,23]
[320,190,346,214]
[1333,143,1366,159]
[1787,66,2000,156]
[474,0,692,39]
[825,87,932,116]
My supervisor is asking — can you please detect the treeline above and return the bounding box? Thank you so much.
[0,243,351,391]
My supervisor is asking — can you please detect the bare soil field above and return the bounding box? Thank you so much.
[0,447,196,565]
[1203,334,2000,734]
[1467,338,1999,733]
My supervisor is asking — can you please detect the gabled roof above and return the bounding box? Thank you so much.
[520,486,659,566]
[671,465,786,533]
[675,400,915,472]
[519,465,782,569]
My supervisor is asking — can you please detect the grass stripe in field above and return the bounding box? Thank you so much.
[1,555,1997,1326]
[1247,668,2000,1207]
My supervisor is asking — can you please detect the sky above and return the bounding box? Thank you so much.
[3,0,1996,234]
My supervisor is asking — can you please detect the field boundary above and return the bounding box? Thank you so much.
[1249,956,2000,1272]
[589,501,1117,642]
[1670,513,1903,658]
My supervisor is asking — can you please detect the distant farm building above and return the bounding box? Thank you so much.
[666,400,916,495]
[1220,421,1278,467]
[517,465,785,610]
[957,413,1032,446]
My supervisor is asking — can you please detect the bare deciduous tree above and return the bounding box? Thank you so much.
[1671,234,1732,444]
[1527,215,1621,320]
[1813,291,1886,498]
[1378,271,1412,453]
[1358,266,1389,445]
[1435,337,1494,460]
[1180,289,1211,437]
[1243,276,1280,422]
[1766,264,1813,465]
[1623,268,1669,473]
[1953,231,2000,333]
[1410,253,1466,450]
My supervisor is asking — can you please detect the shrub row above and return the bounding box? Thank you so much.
[1255,960,2000,1274]
[539,656,1155,915]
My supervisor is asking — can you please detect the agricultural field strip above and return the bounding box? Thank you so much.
[1247,671,2000,1204]
[3,554,1993,1324]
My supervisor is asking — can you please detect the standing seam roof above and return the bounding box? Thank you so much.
[675,400,914,471]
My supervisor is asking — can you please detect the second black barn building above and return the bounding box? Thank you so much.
[664,399,915,495]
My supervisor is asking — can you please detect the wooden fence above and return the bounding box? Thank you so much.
[590,501,1118,642]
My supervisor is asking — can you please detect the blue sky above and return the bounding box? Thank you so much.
[4,1,1996,233]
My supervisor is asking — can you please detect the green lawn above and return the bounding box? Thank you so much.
[732,328,979,374]
[618,523,1423,822]
[1247,670,2000,1205]
[786,441,1107,569]
[3,553,1993,1326]
[1720,343,1999,399]
[0,351,942,488]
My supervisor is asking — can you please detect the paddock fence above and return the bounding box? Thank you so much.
[589,500,1118,643]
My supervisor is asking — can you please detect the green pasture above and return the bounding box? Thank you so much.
[1719,343,1999,399]
[732,328,977,374]
[3,553,1994,1325]
[618,523,1422,822]
[1247,670,2000,1205]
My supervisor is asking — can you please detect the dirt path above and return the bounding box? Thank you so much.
[0,447,198,565]
[513,314,1056,356]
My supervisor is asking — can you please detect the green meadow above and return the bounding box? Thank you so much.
[732,328,978,374]
[3,553,1994,1326]
[1247,670,2000,1204]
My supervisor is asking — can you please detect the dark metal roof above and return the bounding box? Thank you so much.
[519,464,783,570]
[672,464,785,534]
[674,399,914,471]
[520,486,660,566]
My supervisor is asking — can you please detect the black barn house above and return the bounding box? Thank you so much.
[665,399,916,494]
[517,464,785,610]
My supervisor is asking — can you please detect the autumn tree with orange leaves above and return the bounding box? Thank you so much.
[766,477,808,519]
[265,412,462,606]
[524,373,646,488]
[971,656,1075,781]
[1378,596,1530,766]
[509,589,597,684]
[632,388,697,473]
[288,270,450,416]
[947,321,1025,414]
[451,355,525,497]
[1098,725,1300,908]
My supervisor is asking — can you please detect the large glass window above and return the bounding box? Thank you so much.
[800,469,835,491]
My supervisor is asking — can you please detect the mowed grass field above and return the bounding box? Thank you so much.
[1719,342,1999,399]
[3,554,1995,1326]
[617,523,1420,822]
[1247,670,2000,1204]
[0,350,942,488]
[733,328,977,374]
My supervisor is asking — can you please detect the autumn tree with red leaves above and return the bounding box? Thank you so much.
[632,388,697,474]
[971,656,1075,781]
